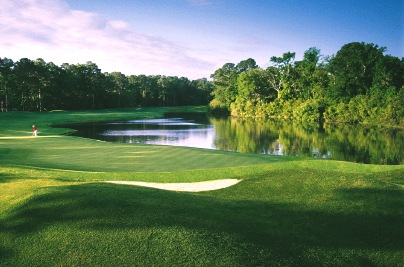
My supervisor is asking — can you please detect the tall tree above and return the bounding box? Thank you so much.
[33,58,49,112]
[44,62,63,110]
[64,62,105,110]
[106,72,130,107]
[13,58,41,111]
[236,68,275,102]
[0,57,14,112]
[295,47,328,99]
[236,58,258,73]
[210,58,259,112]
[328,42,385,100]
[191,78,213,104]
[266,52,296,99]
[210,63,238,108]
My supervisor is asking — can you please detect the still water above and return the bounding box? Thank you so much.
[60,112,403,165]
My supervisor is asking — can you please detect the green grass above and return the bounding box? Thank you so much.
[1,107,403,266]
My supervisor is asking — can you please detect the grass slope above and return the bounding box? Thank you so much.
[1,107,403,266]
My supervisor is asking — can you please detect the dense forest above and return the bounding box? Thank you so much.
[0,58,212,111]
[209,42,403,127]
[1,42,403,127]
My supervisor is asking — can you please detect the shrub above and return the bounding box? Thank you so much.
[294,99,321,123]
[208,99,230,115]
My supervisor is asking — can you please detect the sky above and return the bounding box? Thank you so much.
[0,0,402,79]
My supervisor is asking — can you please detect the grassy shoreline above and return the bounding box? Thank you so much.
[1,107,403,266]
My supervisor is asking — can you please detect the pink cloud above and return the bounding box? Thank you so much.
[0,0,215,79]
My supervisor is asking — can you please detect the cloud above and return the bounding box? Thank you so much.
[0,0,215,79]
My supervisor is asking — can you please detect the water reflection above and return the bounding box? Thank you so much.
[59,113,403,164]
[66,116,214,149]
[210,117,403,164]
[103,128,215,149]
[112,118,201,126]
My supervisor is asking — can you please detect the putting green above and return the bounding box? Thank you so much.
[0,134,292,173]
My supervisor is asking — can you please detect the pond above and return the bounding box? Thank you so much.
[58,112,403,165]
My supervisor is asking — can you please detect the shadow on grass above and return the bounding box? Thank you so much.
[0,171,24,183]
[1,182,403,266]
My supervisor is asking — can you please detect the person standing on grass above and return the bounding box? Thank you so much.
[32,125,37,136]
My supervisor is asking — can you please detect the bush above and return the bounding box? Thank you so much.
[294,99,322,123]
[208,99,230,115]
[324,91,404,127]
[324,102,349,123]
[230,98,269,118]
[266,100,283,119]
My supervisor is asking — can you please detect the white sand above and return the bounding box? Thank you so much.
[106,179,241,192]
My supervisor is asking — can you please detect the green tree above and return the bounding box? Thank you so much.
[295,47,328,99]
[370,55,404,105]
[33,58,51,112]
[13,58,42,111]
[191,78,213,104]
[266,52,296,99]
[0,57,14,112]
[236,58,258,73]
[236,68,275,103]
[43,62,64,111]
[106,72,130,107]
[231,68,275,117]
[210,59,259,113]
[127,75,143,107]
[137,75,159,106]
[328,42,385,101]
[210,63,238,109]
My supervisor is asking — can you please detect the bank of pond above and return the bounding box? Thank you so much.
[57,112,403,165]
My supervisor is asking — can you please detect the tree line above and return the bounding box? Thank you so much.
[0,58,213,111]
[1,42,403,127]
[209,42,404,126]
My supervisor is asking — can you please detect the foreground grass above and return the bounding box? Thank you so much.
[1,107,403,266]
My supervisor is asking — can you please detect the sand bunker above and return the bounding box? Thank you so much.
[106,179,241,192]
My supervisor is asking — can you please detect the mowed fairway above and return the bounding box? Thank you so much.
[0,136,289,173]
[1,107,403,266]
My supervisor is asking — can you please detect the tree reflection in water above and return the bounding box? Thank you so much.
[60,114,403,165]
[209,117,403,165]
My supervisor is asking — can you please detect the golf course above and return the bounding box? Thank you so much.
[1,106,403,266]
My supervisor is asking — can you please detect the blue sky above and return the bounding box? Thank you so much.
[0,0,402,79]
